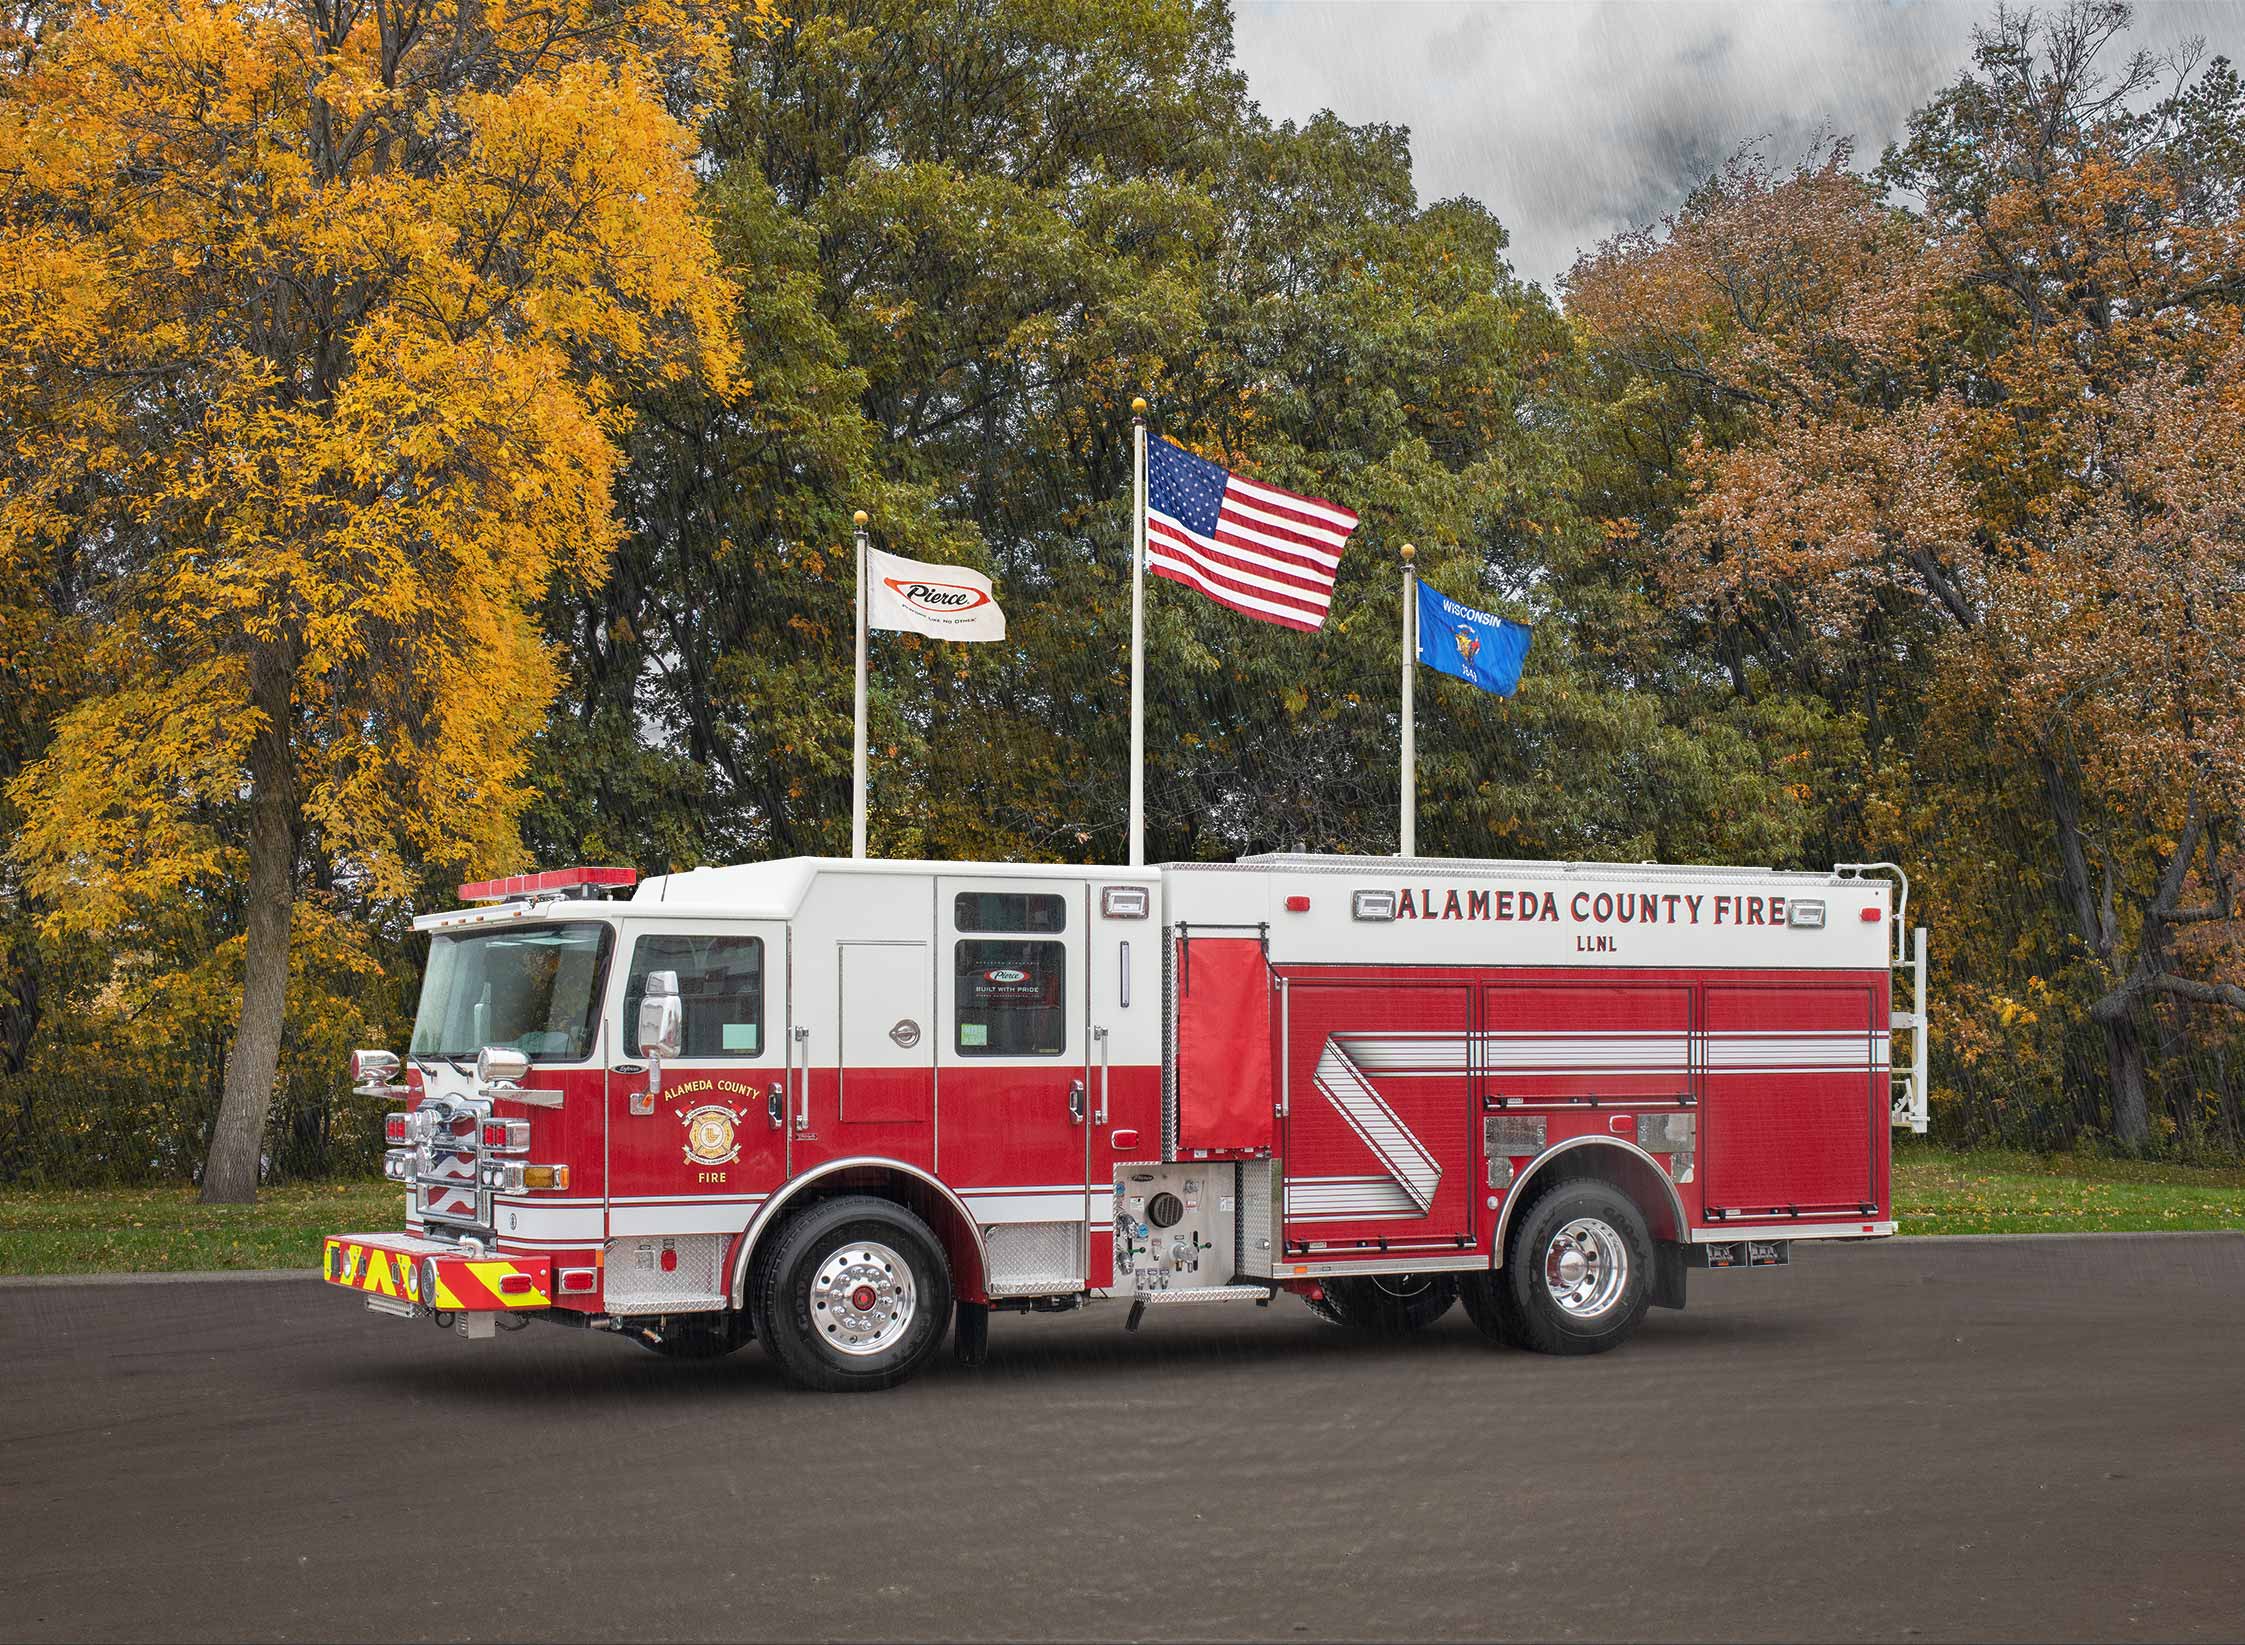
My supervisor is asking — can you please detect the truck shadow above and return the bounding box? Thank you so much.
[312,1304,1833,1408]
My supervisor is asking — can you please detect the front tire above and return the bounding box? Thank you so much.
[758,1195,952,1392]
[1476,1178,1652,1356]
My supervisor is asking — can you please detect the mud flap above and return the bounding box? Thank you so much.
[1653,1242,1689,1311]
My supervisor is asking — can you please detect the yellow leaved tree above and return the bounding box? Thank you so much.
[0,0,756,1199]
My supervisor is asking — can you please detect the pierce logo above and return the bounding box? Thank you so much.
[984,967,1028,984]
[886,577,990,614]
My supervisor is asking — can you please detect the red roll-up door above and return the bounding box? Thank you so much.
[1173,937,1274,1154]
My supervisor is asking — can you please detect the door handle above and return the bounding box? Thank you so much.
[1091,1026,1110,1125]
[792,1026,810,1128]
[1068,1079,1086,1124]
[768,1082,785,1130]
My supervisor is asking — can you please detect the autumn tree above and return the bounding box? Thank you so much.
[0,0,752,1199]
[1573,2,2245,1147]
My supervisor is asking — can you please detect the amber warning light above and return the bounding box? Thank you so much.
[458,866,638,904]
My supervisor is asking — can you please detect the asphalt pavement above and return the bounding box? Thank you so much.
[4,1233,2242,1643]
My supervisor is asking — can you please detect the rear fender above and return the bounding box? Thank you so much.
[1493,1136,1688,1261]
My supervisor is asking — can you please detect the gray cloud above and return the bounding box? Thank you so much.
[1232,1,2245,290]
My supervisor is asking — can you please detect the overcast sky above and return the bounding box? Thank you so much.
[1231,1,2245,291]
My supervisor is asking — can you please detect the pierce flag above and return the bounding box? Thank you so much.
[866,546,1006,642]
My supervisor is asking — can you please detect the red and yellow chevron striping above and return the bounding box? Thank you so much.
[323,1236,551,1310]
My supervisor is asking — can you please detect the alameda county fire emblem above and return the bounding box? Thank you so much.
[682,1105,742,1167]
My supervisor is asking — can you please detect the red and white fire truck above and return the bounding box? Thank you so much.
[325,853,1929,1391]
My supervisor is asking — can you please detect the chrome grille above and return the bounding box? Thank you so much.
[407,1094,495,1231]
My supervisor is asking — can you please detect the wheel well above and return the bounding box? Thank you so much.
[1496,1139,1686,1261]
[733,1163,989,1328]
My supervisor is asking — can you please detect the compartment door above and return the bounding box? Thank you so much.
[937,877,1091,1296]
[1701,984,1879,1217]
[1280,981,1474,1250]
[836,940,936,1140]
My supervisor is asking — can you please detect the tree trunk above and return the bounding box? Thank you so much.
[200,644,297,1204]
[2102,1008,2150,1151]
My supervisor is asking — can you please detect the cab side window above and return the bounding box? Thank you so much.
[954,938,1066,1056]
[623,935,764,1058]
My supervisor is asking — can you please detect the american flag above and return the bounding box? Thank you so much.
[1145,436,1358,632]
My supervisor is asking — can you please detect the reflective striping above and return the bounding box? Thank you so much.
[1284,1174,1423,1219]
[1314,1039,1444,1213]
[322,1236,550,1313]
[465,1260,550,1308]
[1705,1034,1877,1068]
[1316,1030,1884,1078]
[964,1191,1092,1224]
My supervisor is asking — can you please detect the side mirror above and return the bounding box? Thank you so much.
[352,1049,401,1095]
[475,1045,532,1087]
[638,970,684,1093]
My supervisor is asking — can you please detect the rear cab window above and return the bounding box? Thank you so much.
[952,887,1071,1057]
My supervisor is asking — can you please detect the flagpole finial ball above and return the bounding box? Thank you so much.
[1131,397,1148,416]
[1401,542,1415,563]
[852,510,868,528]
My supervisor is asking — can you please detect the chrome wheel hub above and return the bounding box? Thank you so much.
[810,1241,914,1356]
[1543,1216,1629,1319]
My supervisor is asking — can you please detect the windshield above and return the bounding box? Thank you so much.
[410,923,613,1064]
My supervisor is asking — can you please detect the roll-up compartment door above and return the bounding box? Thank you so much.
[1172,936,1273,1155]
[1702,984,1879,1215]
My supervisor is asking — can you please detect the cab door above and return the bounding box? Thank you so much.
[607,919,790,1240]
[936,877,1091,1295]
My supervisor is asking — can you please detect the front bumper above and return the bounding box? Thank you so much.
[324,1233,552,1312]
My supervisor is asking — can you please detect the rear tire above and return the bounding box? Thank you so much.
[1458,1271,1519,1346]
[1311,1273,1458,1335]
[759,1195,952,1392]
[1483,1177,1653,1356]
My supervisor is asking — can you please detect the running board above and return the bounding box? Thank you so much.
[1123,1283,1274,1329]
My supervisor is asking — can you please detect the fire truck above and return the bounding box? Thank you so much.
[325,853,1929,1391]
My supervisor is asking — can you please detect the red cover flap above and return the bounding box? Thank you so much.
[1174,936,1274,1153]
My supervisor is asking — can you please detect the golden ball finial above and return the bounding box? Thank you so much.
[1131,397,1148,416]
[852,509,869,528]
[1400,542,1416,563]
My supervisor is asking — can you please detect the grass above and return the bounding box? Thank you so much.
[0,1150,2240,1275]
[0,1180,402,1276]
[1893,1145,2245,1235]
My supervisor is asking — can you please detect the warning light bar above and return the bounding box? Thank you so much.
[458,866,638,904]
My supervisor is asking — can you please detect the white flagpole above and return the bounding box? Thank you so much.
[1400,543,1416,858]
[1129,397,1148,868]
[852,509,870,860]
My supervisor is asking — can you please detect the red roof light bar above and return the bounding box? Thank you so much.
[458,866,638,904]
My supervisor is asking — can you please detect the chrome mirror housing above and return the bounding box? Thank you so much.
[353,1048,400,1083]
[475,1045,532,1087]
[351,1048,406,1098]
[638,970,684,1092]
